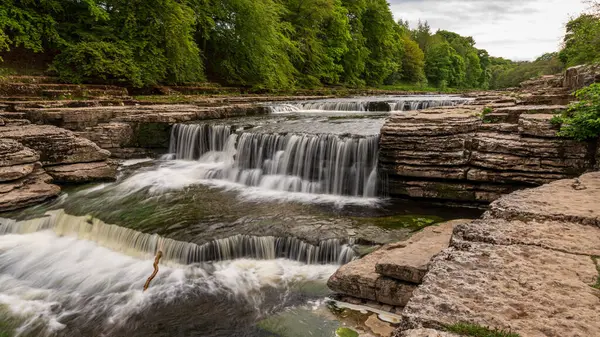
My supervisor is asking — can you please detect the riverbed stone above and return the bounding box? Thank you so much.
[375,220,467,283]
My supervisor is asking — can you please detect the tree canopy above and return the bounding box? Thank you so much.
[3,0,591,90]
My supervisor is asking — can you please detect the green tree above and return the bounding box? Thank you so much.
[361,0,402,86]
[559,13,600,67]
[552,83,600,140]
[205,0,296,89]
[399,33,426,84]
[281,0,350,86]
[424,37,465,87]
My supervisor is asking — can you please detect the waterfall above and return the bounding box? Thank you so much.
[267,96,472,112]
[0,210,357,265]
[168,124,380,197]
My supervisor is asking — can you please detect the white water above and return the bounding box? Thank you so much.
[168,124,381,199]
[268,96,472,113]
[0,210,357,265]
[0,229,338,336]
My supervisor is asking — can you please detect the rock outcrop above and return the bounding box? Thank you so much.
[0,120,117,210]
[380,78,596,203]
[394,172,600,337]
[17,104,269,158]
[0,139,60,211]
[327,220,468,307]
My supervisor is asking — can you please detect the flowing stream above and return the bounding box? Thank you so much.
[0,95,477,337]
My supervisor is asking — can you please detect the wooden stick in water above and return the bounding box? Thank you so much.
[143,250,163,292]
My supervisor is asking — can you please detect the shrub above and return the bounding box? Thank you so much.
[50,41,143,87]
[552,83,600,141]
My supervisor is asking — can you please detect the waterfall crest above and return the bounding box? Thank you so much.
[169,124,380,197]
[268,96,471,113]
[0,210,357,265]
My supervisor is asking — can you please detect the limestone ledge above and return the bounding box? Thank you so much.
[394,172,600,337]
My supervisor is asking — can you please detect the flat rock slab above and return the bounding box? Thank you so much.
[488,172,600,226]
[328,221,467,306]
[376,220,468,283]
[45,161,118,184]
[518,114,560,138]
[400,242,600,337]
[454,219,600,257]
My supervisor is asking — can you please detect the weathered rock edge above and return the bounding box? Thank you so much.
[394,172,600,337]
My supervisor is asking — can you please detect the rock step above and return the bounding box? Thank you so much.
[482,112,510,123]
[517,93,573,106]
[492,105,565,123]
[0,167,60,211]
[397,172,600,337]
[45,161,117,184]
[327,220,466,306]
[518,114,560,138]
[0,83,129,97]
[375,220,465,283]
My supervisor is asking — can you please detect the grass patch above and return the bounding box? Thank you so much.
[480,106,494,123]
[352,214,444,231]
[446,323,521,337]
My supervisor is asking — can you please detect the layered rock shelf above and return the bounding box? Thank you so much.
[327,220,468,307]
[379,69,598,204]
[394,172,600,337]
[0,119,117,211]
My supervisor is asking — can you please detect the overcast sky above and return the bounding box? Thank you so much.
[389,0,590,61]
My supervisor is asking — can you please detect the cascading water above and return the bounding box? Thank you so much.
[268,95,472,113]
[0,210,357,265]
[168,124,380,198]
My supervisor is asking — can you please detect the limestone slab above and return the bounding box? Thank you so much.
[487,172,600,226]
[400,242,600,337]
[375,220,466,283]
[45,161,117,184]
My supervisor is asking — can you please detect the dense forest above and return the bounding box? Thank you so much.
[0,0,598,90]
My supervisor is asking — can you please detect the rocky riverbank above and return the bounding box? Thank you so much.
[379,65,600,204]
[328,171,600,337]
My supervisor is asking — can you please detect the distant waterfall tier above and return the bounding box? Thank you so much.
[0,210,357,265]
[267,96,472,113]
[169,124,380,197]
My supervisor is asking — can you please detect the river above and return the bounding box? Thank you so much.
[0,95,478,337]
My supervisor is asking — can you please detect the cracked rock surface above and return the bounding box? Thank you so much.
[394,172,600,337]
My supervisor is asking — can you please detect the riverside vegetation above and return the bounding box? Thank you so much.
[0,0,598,91]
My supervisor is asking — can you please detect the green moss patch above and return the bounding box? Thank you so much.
[446,323,521,337]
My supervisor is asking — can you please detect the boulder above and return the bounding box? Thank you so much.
[395,173,600,337]
[398,329,460,337]
[0,139,39,167]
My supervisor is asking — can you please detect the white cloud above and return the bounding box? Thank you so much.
[389,0,589,60]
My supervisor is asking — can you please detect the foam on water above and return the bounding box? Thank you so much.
[0,210,357,265]
[0,230,338,336]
